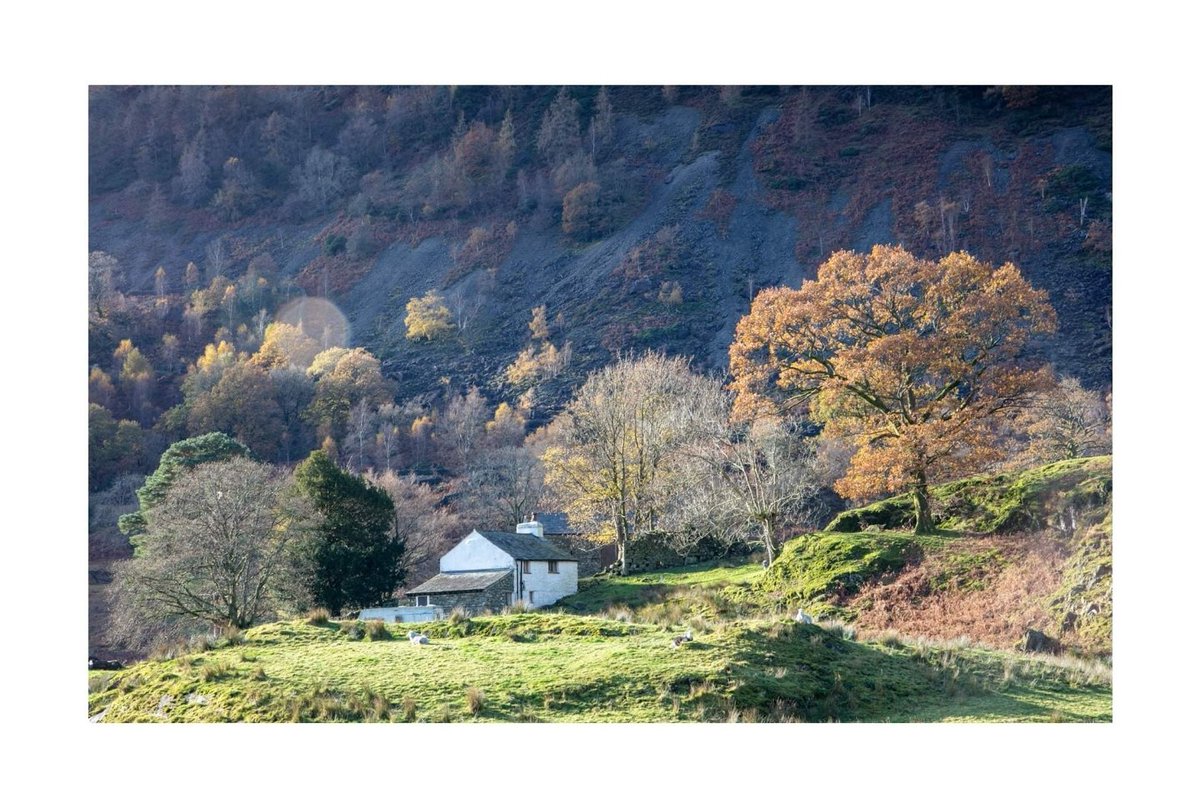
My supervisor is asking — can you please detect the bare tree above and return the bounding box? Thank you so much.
[374,402,403,473]
[1012,375,1111,465]
[446,283,485,332]
[674,403,822,566]
[346,398,376,472]
[111,458,311,646]
[88,251,121,315]
[541,353,713,575]
[366,470,461,583]
[205,237,227,283]
[437,387,489,469]
[461,446,546,530]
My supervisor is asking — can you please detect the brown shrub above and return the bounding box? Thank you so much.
[852,536,1066,650]
[465,686,486,716]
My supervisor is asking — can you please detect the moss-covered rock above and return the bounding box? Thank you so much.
[824,456,1112,535]
[1047,513,1112,653]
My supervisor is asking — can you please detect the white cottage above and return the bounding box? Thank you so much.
[404,519,579,614]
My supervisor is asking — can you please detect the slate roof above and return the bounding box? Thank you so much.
[405,570,512,595]
[533,512,579,535]
[476,531,577,561]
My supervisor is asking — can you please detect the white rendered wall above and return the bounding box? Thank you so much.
[440,531,515,573]
[517,560,579,608]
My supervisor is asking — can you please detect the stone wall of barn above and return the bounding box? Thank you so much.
[409,578,513,615]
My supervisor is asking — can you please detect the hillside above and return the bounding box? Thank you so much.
[89,86,1112,419]
[561,457,1113,655]
[88,613,1110,723]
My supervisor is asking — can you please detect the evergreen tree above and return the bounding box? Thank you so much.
[293,450,405,615]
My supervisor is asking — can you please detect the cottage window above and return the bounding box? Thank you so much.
[521,560,531,574]
[415,595,430,606]
[547,560,559,574]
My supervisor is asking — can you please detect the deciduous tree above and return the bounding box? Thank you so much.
[366,470,461,583]
[541,353,712,574]
[88,404,146,492]
[462,446,546,530]
[112,457,309,643]
[88,251,120,315]
[305,347,392,441]
[1013,376,1111,465]
[675,406,821,565]
[729,245,1056,533]
[404,290,455,341]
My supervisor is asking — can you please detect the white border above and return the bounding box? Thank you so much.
[4,1,1194,800]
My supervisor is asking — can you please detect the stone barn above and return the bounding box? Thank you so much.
[404,519,579,615]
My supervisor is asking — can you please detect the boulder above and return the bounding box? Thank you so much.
[1017,628,1061,654]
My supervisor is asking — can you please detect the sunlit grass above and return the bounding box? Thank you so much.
[89,613,1110,723]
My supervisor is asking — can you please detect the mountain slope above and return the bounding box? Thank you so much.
[89,86,1112,414]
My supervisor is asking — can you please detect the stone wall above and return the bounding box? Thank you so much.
[408,576,513,615]
[615,532,748,574]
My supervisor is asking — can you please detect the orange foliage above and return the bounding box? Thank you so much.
[729,245,1056,530]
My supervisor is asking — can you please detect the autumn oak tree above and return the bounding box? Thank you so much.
[729,245,1056,533]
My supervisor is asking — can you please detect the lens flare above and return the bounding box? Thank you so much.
[275,297,350,359]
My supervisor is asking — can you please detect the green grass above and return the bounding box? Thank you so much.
[558,535,948,623]
[87,613,1110,723]
[90,459,1114,723]
[752,532,947,617]
[558,561,762,611]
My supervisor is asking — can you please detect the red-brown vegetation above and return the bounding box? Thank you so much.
[853,536,1065,650]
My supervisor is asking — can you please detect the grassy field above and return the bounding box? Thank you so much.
[88,612,1111,723]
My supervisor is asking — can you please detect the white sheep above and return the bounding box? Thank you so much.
[407,630,430,645]
[795,610,813,625]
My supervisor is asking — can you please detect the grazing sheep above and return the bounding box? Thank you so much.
[795,609,813,625]
[670,630,694,649]
[407,630,430,645]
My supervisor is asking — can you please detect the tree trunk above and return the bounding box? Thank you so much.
[762,520,777,566]
[615,512,629,576]
[913,472,935,534]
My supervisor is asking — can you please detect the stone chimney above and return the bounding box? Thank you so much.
[516,513,544,539]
